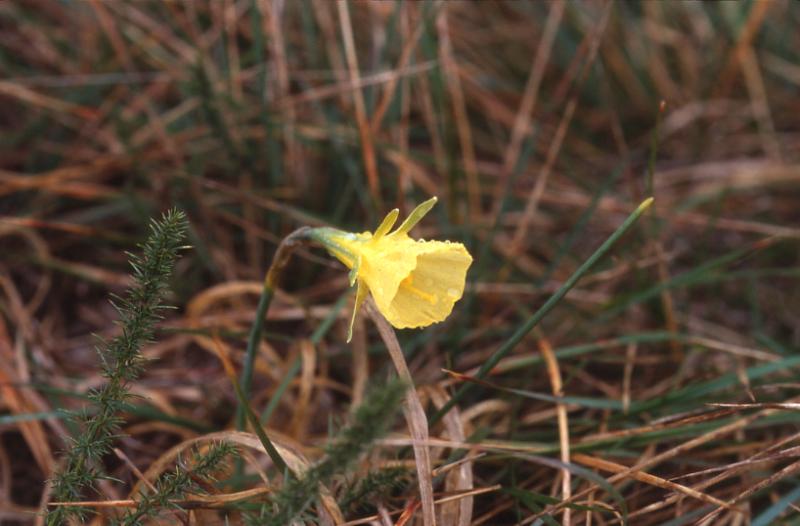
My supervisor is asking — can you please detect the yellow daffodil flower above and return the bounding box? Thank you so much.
[309,197,472,341]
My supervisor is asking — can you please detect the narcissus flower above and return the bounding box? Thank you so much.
[309,197,472,341]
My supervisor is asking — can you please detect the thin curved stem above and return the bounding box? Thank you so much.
[235,227,310,431]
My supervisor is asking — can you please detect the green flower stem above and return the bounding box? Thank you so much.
[430,197,655,425]
[235,227,310,431]
[235,285,274,431]
[230,364,293,477]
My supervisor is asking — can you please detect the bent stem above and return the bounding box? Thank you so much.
[236,227,311,431]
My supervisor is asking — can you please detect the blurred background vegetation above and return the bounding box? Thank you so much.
[2,0,800,524]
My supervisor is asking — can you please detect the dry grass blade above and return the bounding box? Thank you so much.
[496,0,565,190]
[696,458,800,525]
[625,435,800,522]
[530,399,800,524]
[367,300,437,526]
[506,97,576,260]
[437,4,480,220]
[340,486,501,526]
[288,339,316,440]
[48,487,271,510]
[337,0,381,205]
[427,386,474,526]
[538,336,572,526]
[571,453,740,513]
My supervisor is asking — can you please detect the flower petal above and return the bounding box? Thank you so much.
[392,196,437,236]
[379,241,472,329]
[373,208,400,240]
[357,237,419,314]
[347,278,369,343]
[348,254,362,286]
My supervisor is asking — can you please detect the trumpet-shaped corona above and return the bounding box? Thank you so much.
[309,197,473,341]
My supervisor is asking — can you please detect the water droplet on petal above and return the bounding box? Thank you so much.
[447,288,459,298]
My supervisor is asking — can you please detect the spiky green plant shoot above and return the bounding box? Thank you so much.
[47,209,189,525]
[245,379,407,526]
[112,442,236,526]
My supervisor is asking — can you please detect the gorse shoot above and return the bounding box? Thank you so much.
[112,442,236,526]
[247,379,408,526]
[339,466,411,514]
[47,209,189,525]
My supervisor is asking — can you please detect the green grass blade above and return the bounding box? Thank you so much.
[752,484,800,526]
[430,197,654,425]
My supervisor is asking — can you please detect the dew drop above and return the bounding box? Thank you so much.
[447,288,459,298]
